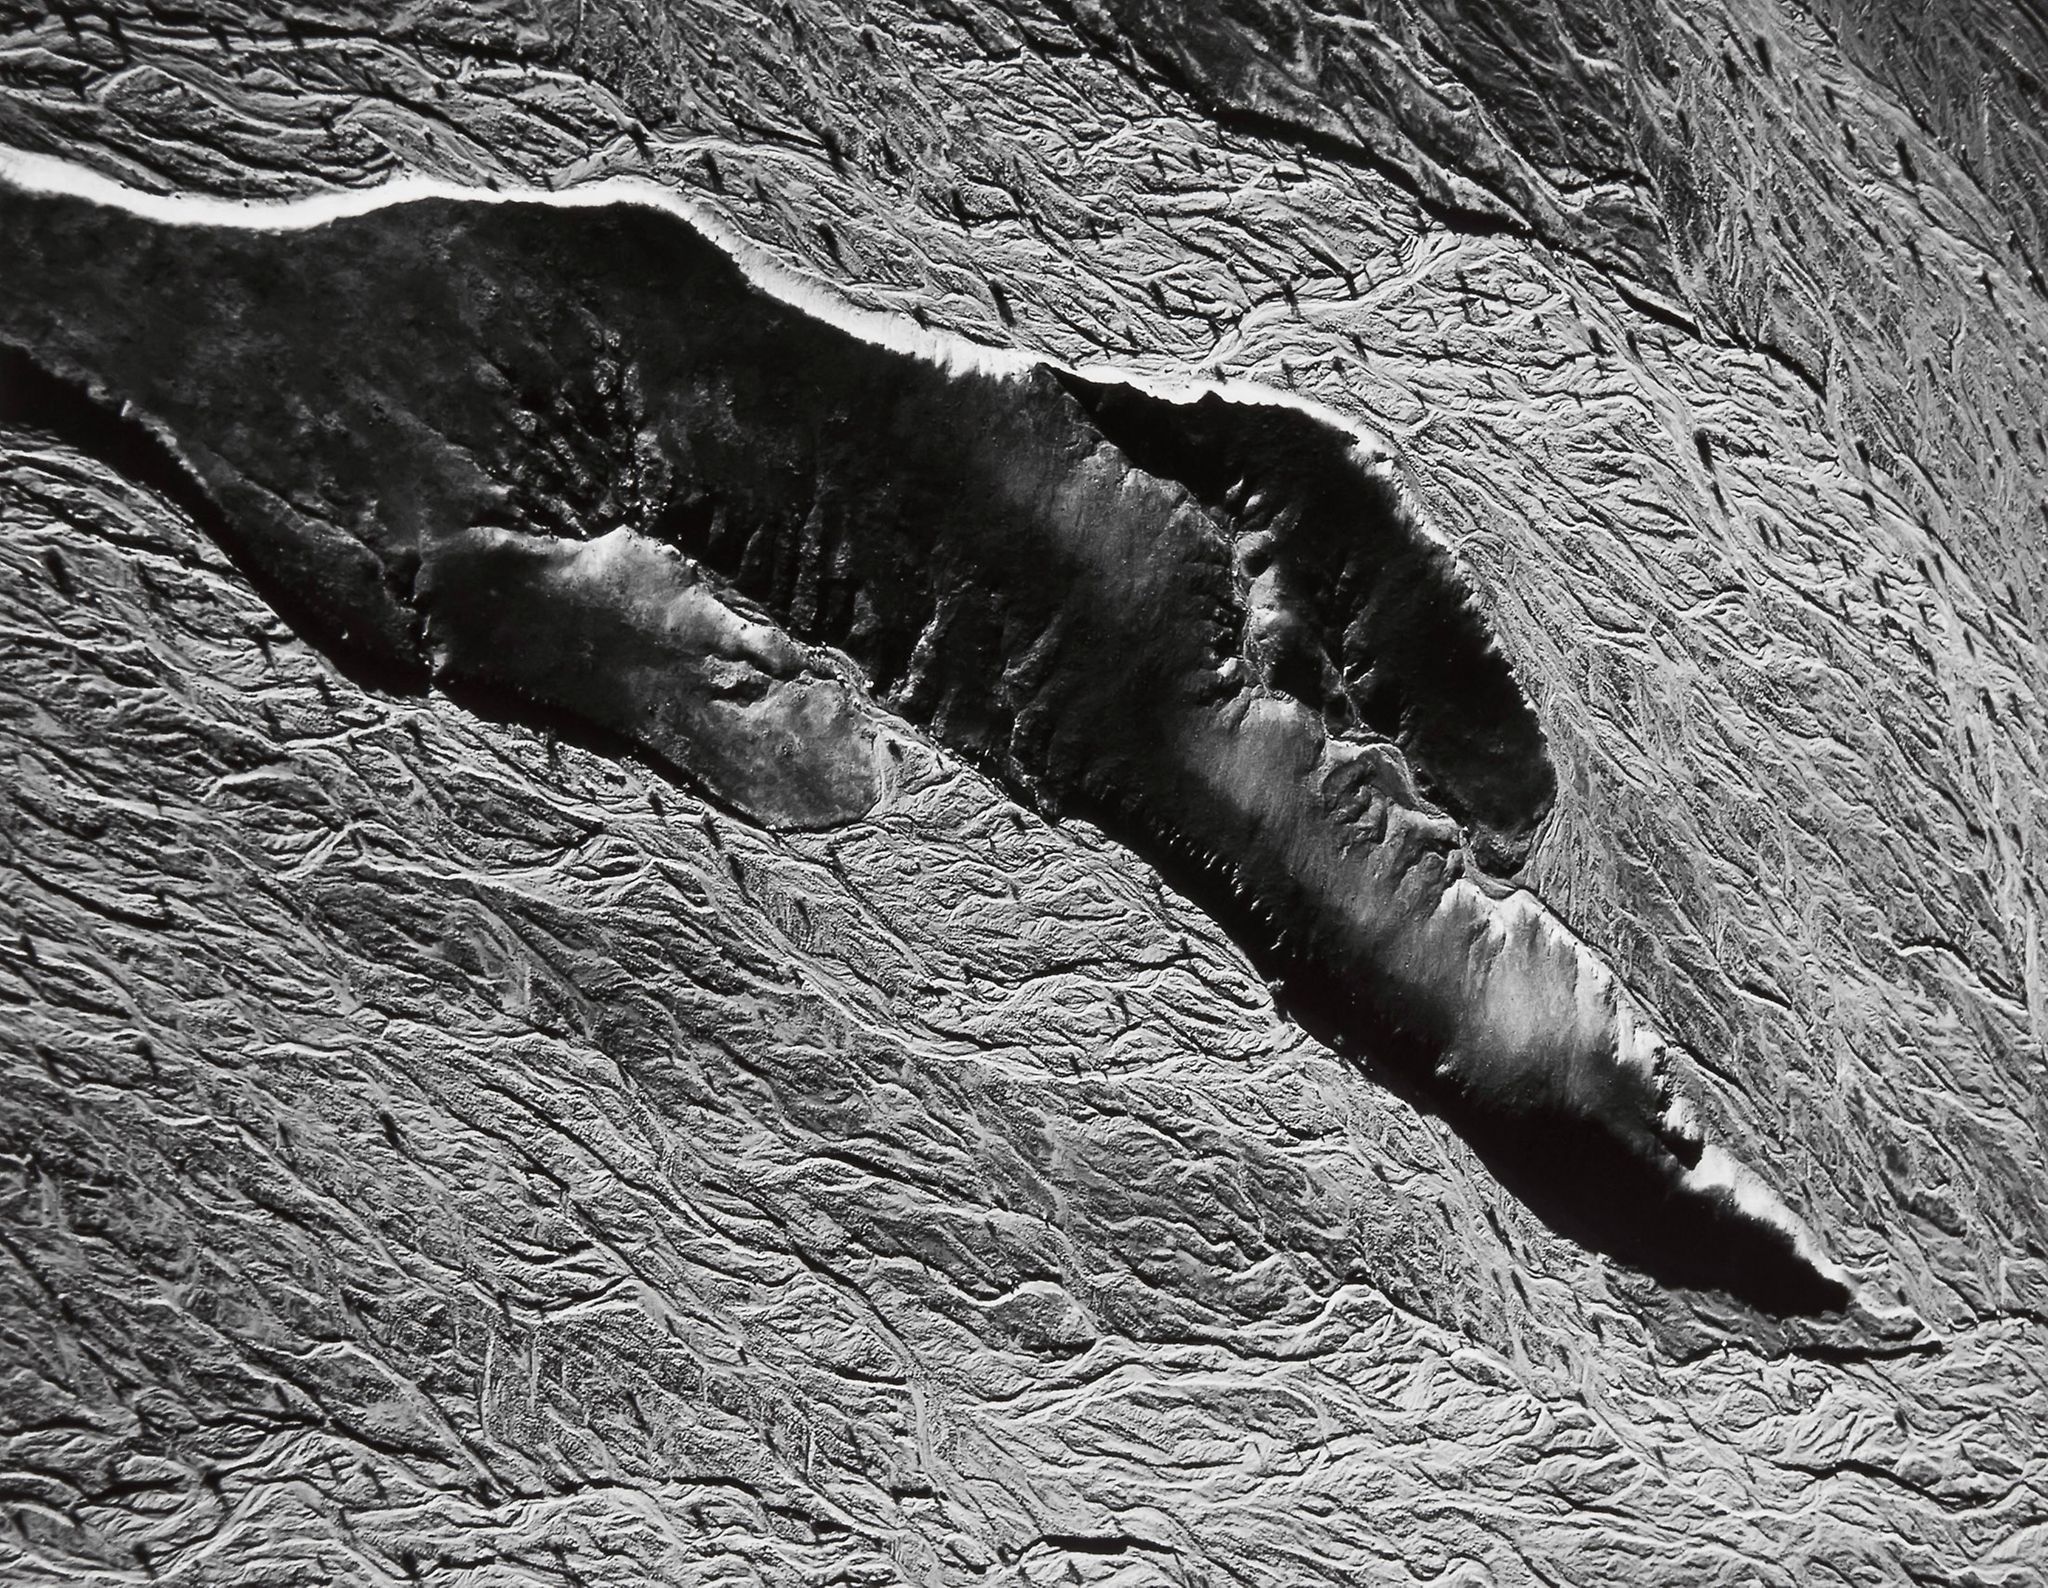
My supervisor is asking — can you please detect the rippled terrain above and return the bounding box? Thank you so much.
[0,1,2043,1583]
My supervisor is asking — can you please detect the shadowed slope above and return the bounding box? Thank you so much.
[0,176,1848,1312]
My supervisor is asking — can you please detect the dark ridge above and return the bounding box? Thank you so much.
[1068,778,1851,1318]
[1182,99,1527,243]
[0,183,1847,1315]
[1036,1535,1178,1560]
[0,342,428,695]
[1748,331,1830,401]
[1037,0,1528,241]
[1459,1110,1852,1315]
[1041,0,1897,403]
[1788,1334,1943,1365]
[1612,278,1705,340]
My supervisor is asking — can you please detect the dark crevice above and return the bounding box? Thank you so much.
[1064,778,1851,1318]
[1181,99,1528,242]
[1040,1,1847,424]
[1789,1335,1943,1365]
[1037,0,1527,240]
[1034,1534,1179,1559]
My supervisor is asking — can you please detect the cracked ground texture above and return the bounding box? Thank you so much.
[0,0,2044,1584]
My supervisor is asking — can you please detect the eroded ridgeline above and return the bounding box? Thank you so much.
[0,172,1848,1311]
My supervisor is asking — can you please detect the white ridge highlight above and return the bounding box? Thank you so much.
[0,143,1451,554]
[0,141,1852,1305]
